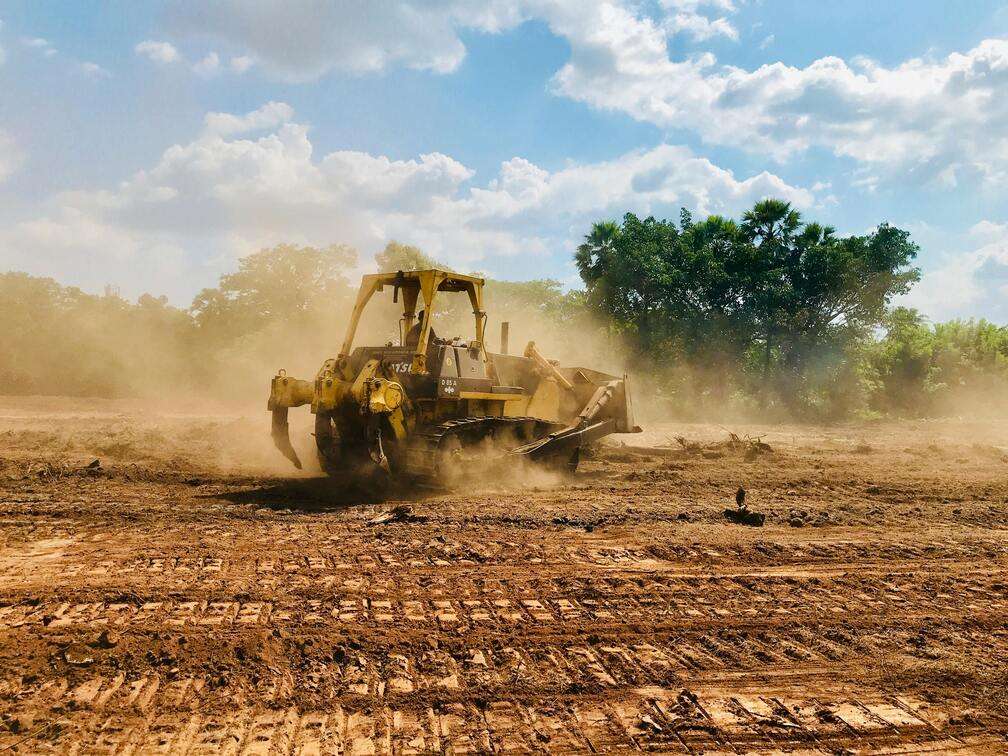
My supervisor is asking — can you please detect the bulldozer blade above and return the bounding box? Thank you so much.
[271,407,303,469]
[512,418,615,462]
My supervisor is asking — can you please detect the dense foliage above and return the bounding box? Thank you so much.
[2,199,1005,419]
[575,200,923,416]
[864,307,1008,417]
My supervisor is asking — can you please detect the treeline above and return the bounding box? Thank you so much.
[2,199,1007,419]
[576,200,1008,418]
[863,308,1008,417]
[0,241,592,403]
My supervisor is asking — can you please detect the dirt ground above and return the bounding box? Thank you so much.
[0,395,1007,754]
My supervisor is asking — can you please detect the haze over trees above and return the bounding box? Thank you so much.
[2,199,1006,419]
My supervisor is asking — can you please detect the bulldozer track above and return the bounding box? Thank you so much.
[403,416,562,480]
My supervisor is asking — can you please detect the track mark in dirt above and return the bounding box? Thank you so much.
[4,567,1006,630]
[5,531,1007,592]
[4,684,1001,754]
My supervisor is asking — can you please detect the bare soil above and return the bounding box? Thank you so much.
[1,395,1007,753]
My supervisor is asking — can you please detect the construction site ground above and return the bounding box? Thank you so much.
[1,395,1006,754]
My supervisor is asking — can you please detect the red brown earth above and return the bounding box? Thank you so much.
[0,395,1007,753]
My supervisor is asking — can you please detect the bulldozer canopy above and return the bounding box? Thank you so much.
[339,269,488,372]
[362,269,484,293]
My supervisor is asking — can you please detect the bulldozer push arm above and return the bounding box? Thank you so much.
[511,377,641,463]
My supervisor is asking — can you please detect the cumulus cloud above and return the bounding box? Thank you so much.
[79,61,111,78]
[135,40,180,64]
[552,27,1008,187]
[664,13,737,41]
[229,55,254,74]
[134,38,254,77]
[160,1,1008,187]
[17,33,110,78]
[202,101,295,136]
[659,0,740,41]
[165,0,499,80]
[0,103,811,300]
[901,221,1008,321]
[164,0,740,83]
[192,51,220,76]
[659,0,738,9]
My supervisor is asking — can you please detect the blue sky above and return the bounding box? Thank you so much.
[0,1,1007,321]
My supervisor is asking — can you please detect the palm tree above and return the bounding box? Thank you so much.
[575,220,620,282]
[741,199,801,247]
[740,200,803,403]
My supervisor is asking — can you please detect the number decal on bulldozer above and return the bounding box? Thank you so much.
[439,377,459,396]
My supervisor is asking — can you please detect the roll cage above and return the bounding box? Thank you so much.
[338,269,487,374]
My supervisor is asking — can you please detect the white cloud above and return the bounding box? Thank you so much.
[229,55,254,74]
[758,33,774,50]
[79,61,111,78]
[166,0,498,80]
[0,103,812,299]
[659,1,740,41]
[659,0,737,10]
[203,101,295,136]
[135,40,180,64]
[165,0,741,83]
[664,13,737,41]
[18,34,110,77]
[969,220,1008,244]
[901,221,1008,321]
[192,51,220,76]
[552,28,1008,187]
[162,2,1008,187]
[134,39,255,77]
[21,36,57,57]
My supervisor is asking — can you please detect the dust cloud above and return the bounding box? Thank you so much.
[8,261,1003,485]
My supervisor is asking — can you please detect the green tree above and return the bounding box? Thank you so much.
[866,309,1008,416]
[0,272,197,397]
[375,241,445,272]
[191,243,357,340]
[866,307,935,413]
[575,220,621,317]
[576,200,921,416]
[576,215,678,352]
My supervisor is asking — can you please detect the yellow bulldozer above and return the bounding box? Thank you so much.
[267,269,641,484]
